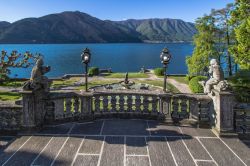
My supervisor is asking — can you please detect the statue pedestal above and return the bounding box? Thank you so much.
[21,90,49,129]
[209,90,235,135]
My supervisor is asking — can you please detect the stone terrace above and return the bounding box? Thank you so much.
[0,119,249,166]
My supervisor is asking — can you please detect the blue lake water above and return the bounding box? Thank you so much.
[0,43,194,78]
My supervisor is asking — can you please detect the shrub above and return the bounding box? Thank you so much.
[189,76,207,93]
[228,69,250,87]
[154,68,164,76]
[88,67,99,76]
[228,69,250,102]
[185,75,196,82]
[0,73,9,85]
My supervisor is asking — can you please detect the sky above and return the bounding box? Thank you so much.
[0,0,234,23]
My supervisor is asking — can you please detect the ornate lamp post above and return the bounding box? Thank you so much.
[81,48,91,92]
[160,48,171,92]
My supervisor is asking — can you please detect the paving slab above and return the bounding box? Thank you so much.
[0,136,30,165]
[221,137,250,165]
[70,121,103,135]
[100,136,124,166]
[73,155,99,166]
[200,138,246,166]
[196,161,217,166]
[147,121,182,136]
[32,137,67,166]
[126,137,147,155]
[167,137,196,166]
[146,137,176,166]
[183,137,211,160]
[126,156,150,166]
[180,126,216,137]
[102,120,149,135]
[53,137,83,166]
[39,123,74,135]
[3,136,51,166]
[1,120,248,166]
[0,137,14,152]
[79,136,104,154]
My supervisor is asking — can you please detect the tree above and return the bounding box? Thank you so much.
[229,0,250,70]
[0,50,37,84]
[211,3,235,76]
[186,15,219,75]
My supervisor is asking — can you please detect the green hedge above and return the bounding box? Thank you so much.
[88,67,99,76]
[189,76,207,93]
[154,68,164,76]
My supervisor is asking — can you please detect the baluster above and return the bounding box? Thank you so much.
[127,95,133,112]
[171,97,179,119]
[151,96,158,114]
[65,98,72,118]
[189,98,199,120]
[95,96,101,114]
[110,95,116,112]
[119,95,125,113]
[180,97,189,119]
[135,95,141,112]
[158,95,169,117]
[143,96,149,113]
[102,95,109,112]
[73,97,80,117]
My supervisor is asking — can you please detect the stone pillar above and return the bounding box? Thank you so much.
[80,93,93,115]
[209,90,235,134]
[22,91,35,128]
[21,90,49,129]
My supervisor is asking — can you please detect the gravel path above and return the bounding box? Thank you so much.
[167,78,192,93]
[146,70,192,93]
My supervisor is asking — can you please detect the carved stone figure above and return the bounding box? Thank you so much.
[124,72,129,84]
[201,59,229,94]
[23,57,51,92]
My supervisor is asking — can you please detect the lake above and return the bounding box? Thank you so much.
[0,43,194,78]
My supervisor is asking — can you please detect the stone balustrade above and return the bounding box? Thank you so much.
[39,91,212,125]
[0,89,243,136]
[234,105,250,134]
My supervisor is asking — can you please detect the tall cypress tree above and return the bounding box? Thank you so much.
[229,0,250,70]
[186,15,219,75]
[211,3,235,76]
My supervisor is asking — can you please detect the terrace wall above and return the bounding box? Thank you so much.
[0,102,22,132]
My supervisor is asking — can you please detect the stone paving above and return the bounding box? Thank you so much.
[0,119,249,166]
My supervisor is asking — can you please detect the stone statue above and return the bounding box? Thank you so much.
[23,57,51,92]
[124,72,129,84]
[201,59,229,94]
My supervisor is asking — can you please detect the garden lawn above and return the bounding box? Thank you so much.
[0,80,25,87]
[0,91,21,101]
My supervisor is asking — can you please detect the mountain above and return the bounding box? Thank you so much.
[0,11,196,44]
[113,19,196,42]
[0,21,11,35]
[0,11,141,43]
[0,21,11,28]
